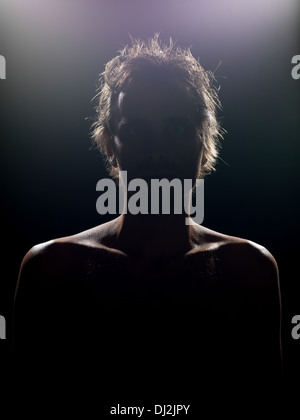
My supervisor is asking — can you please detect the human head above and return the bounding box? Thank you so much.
[91,34,224,179]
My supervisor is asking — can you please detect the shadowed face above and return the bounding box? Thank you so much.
[110,76,203,183]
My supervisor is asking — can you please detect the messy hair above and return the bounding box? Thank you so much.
[91,34,224,179]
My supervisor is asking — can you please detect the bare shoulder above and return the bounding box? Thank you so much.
[18,219,120,284]
[218,235,278,275]
[196,224,279,290]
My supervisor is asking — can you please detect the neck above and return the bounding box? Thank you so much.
[114,212,196,262]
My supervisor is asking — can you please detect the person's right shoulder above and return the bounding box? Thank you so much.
[19,238,78,281]
[17,232,104,290]
[17,221,123,286]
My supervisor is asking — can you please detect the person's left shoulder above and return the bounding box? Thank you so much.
[196,225,278,278]
[216,235,279,291]
[222,236,277,265]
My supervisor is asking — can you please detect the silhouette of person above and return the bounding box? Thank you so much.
[12,35,282,415]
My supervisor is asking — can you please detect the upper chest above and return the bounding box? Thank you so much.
[74,248,226,310]
[51,243,248,317]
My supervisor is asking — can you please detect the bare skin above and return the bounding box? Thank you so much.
[13,75,282,408]
[13,217,282,399]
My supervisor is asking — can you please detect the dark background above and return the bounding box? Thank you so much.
[1,0,299,383]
